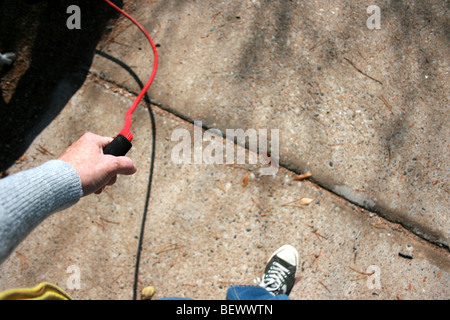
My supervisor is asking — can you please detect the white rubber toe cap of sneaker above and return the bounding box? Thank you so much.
[274,245,299,267]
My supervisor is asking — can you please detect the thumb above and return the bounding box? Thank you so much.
[106,155,137,176]
[98,136,114,149]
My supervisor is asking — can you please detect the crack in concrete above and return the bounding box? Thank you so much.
[88,70,449,253]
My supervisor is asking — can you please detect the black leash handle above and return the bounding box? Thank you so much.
[103,134,132,156]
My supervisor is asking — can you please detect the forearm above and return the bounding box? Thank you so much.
[0,160,83,264]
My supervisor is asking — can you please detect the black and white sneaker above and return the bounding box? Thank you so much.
[256,245,299,296]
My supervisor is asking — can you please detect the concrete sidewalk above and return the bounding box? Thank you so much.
[92,0,449,249]
[0,0,448,299]
[0,78,448,300]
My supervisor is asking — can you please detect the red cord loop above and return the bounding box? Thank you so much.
[104,0,158,142]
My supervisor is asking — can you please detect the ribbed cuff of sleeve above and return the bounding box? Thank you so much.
[0,160,83,264]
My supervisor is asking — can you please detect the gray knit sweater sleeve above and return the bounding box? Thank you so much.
[0,160,83,264]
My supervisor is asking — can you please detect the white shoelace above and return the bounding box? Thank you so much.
[255,261,290,294]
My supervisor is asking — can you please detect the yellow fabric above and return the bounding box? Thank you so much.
[0,282,72,300]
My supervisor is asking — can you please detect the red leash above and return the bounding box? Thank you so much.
[102,0,158,155]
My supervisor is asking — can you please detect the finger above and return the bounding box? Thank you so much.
[107,156,137,176]
[106,175,117,186]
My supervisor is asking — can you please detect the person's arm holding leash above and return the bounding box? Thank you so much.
[0,132,136,264]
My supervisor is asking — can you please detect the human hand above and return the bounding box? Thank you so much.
[58,132,137,196]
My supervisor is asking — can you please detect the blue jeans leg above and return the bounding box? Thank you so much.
[226,285,290,300]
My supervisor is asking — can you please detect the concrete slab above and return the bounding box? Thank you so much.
[0,78,448,300]
[90,0,449,248]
